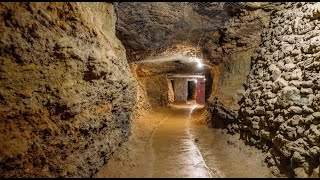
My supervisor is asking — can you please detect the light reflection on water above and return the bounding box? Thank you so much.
[148,103,223,178]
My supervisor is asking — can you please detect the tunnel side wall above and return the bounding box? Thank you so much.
[167,79,174,103]
[205,7,270,131]
[238,2,320,178]
[144,74,170,107]
[0,2,137,177]
[129,64,170,108]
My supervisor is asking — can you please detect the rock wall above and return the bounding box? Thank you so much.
[167,79,174,104]
[130,64,169,108]
[130,64,151,113]
[238,2,320,177]
[0,2,137,178]
[143,74,170,107]
[205,7,271,131]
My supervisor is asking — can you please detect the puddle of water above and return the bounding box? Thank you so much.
[147,103,221,178]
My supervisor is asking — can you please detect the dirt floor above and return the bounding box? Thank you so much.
[94,107,173,178]
[95,103,276,178]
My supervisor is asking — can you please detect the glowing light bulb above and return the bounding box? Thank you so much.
[197,63,203,68]
[194,79,197,83]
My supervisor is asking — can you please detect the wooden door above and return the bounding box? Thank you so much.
[196,79,205,105]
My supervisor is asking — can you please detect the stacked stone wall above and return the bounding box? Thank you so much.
[238,2,320,177]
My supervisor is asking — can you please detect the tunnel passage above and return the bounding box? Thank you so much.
[1,2,320,178]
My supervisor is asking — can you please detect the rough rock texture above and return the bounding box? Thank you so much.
[115,2,245,62]
[0,2,137,178]
[114,2,280,76]
[205,6,272,132]
[131,64,170,108]
[167,79,174,104]
[238,2,320,178]
[130,64,151,111]
[144,75,170,107]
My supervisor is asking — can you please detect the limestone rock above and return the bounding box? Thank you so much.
[302,106,314,113]
[301,88,313,95]
[284,63,296,71]
[288,106,303,114]
[313,94,320,110]
[292,151,306,164]
[304,124,320,146]
[273,78,288,92]
[288,115,302,126]
[309,146,320,158]
[294,167,309,178]
[312,112,320,119]
[276,86,300,108]
[301,81,313,88]
[0,2,137,178]
[255,106,266,115]
[238,3,320,177]
[268,64,281,81]
[291,68,302,80]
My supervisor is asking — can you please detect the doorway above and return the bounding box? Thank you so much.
[187,80,196,103]
[167,74,206,105]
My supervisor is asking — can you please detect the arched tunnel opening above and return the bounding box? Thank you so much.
[0,2,319,178]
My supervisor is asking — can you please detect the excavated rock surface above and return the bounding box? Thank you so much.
[115,2,279,64]
[167,79,174,104]
[204,5,272,131]
[238,2,320,178]
[0,2,137,178]
[1,1,319,179]
[130,63,172,107]
[144,74,170,107]
[131,64,170,108]
[115,2,243,62]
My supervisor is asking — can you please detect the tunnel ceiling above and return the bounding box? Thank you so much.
[114,2,279,75]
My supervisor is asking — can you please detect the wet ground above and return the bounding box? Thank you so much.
[96,103,273,178]
[147,104,216,178]
[148,103,272,178]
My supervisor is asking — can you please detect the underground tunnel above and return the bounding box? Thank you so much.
[0,2,320,178]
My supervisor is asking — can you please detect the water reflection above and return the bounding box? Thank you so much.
[148,103,222,178]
